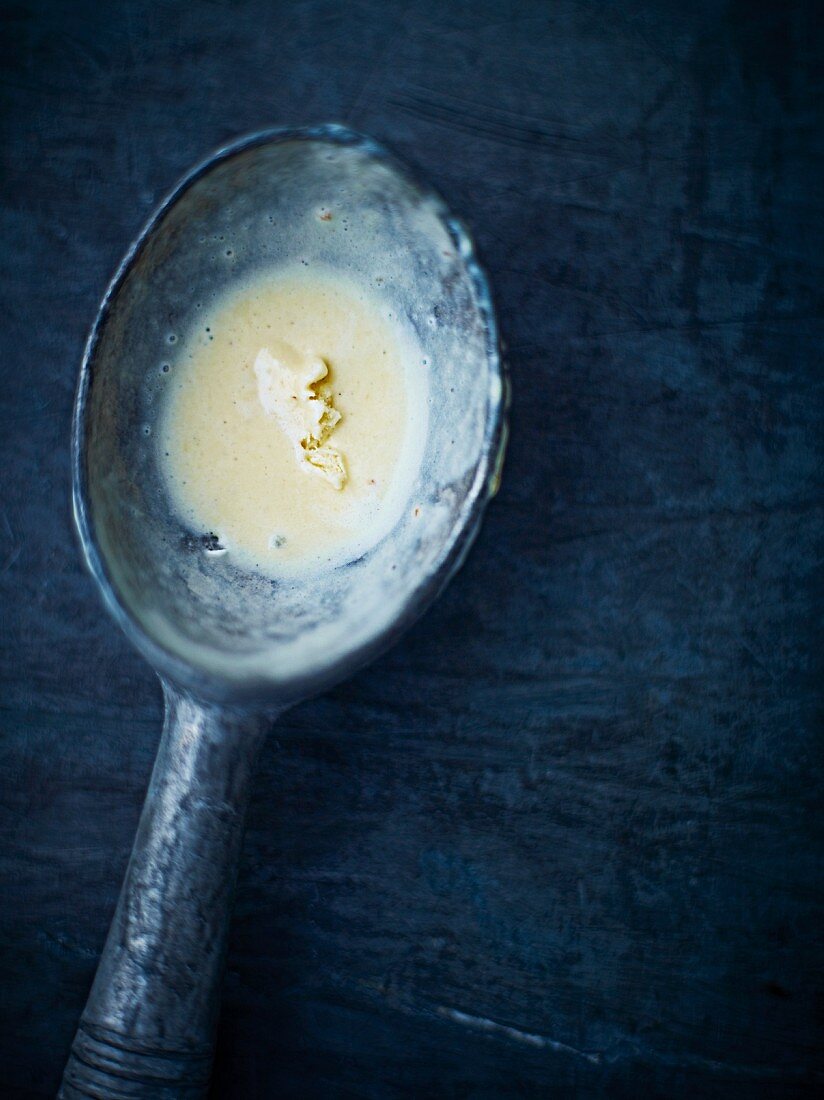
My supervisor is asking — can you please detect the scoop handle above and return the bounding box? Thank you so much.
[59,681,271,1099]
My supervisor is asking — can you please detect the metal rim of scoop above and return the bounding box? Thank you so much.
[71,123,509,704]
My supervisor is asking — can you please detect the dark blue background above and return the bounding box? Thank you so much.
[1,1,822,1095]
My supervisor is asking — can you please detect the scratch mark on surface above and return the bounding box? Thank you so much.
[346,5,409,124]
[1,511,21,574]
[437,1006,820,1080]
[390,90,618,159]
[617,1036,823,1080]
[401,82,589,140]
[437,1006,603,1064]
[1,545,22,574]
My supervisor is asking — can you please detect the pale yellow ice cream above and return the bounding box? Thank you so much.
[156,265,427,576]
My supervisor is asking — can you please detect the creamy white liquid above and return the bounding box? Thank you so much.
[157,265,427,576]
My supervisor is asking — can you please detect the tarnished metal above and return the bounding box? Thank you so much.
[60,684,274,1098]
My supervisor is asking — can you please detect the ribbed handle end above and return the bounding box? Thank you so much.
[59,1021,212,1099]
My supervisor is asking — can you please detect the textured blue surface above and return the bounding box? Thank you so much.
[1,1,822,1096]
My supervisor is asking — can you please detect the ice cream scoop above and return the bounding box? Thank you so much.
[60,125,506,1098]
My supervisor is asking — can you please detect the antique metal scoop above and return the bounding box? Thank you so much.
[60,125,505,1097]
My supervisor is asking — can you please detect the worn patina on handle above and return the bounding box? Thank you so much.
[59,683,272,1099]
